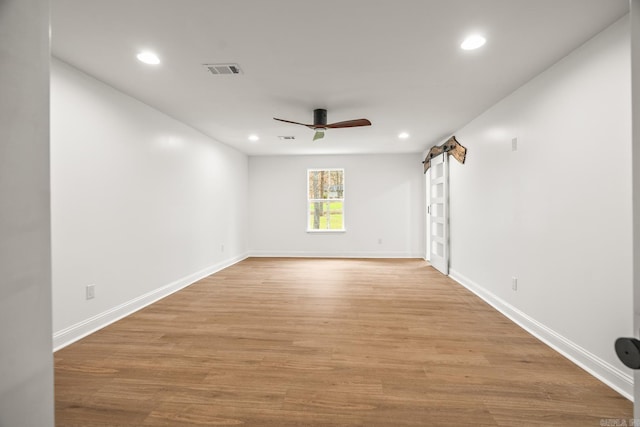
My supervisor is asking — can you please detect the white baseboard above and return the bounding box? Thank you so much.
[448,269,633,401]
[53,253,249,352]
[249,251,425,258]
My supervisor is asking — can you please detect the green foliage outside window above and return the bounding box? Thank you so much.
[307,169,344,231]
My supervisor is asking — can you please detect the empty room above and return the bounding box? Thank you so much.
[3,0,640,426]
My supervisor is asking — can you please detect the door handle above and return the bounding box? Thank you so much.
[615,337,640,369]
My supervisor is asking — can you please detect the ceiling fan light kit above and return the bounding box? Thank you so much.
[274,108,371,141]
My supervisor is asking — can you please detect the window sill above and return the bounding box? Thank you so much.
[306,229,346,234]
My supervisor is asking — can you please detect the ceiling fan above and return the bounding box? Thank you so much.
[274,108,371,141]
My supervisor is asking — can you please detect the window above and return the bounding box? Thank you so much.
[307,169,344,231]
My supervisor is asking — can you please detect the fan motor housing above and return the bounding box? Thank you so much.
[313,109,327,126]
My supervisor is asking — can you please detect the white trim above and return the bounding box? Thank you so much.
[448,268,633,401]
[249,251,425,259]
[53,253,249,351]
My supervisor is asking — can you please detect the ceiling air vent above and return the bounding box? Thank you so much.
[278,136,296,141]
[204,63,243,75]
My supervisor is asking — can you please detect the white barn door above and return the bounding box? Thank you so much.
[428,153,449,275]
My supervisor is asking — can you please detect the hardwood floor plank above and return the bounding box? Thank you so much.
[55,258,631,426]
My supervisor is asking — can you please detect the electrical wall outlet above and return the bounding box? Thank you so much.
[86,284,95,300]
[512,277,518,291]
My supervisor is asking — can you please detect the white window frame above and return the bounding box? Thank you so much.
[306,168,345,233]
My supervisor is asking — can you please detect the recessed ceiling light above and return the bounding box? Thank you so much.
[461,35,486,50]
[136,51,160,65]
[248,134,259,142]
[398,132,410,139]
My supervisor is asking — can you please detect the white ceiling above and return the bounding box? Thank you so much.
[51,0,629,156]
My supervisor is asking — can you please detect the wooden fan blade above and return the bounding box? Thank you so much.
[273,117,312,127]
[326,118,372,129]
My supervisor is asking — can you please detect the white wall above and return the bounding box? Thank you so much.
[445,17,633,397]
[51,59,249,349]
[0,0,54,425]
[249,154,424,257]
[631,0,640,414]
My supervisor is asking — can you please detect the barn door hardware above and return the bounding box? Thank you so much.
[423,136,467,173]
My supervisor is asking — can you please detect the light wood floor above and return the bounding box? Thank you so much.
[55,258,632,426]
